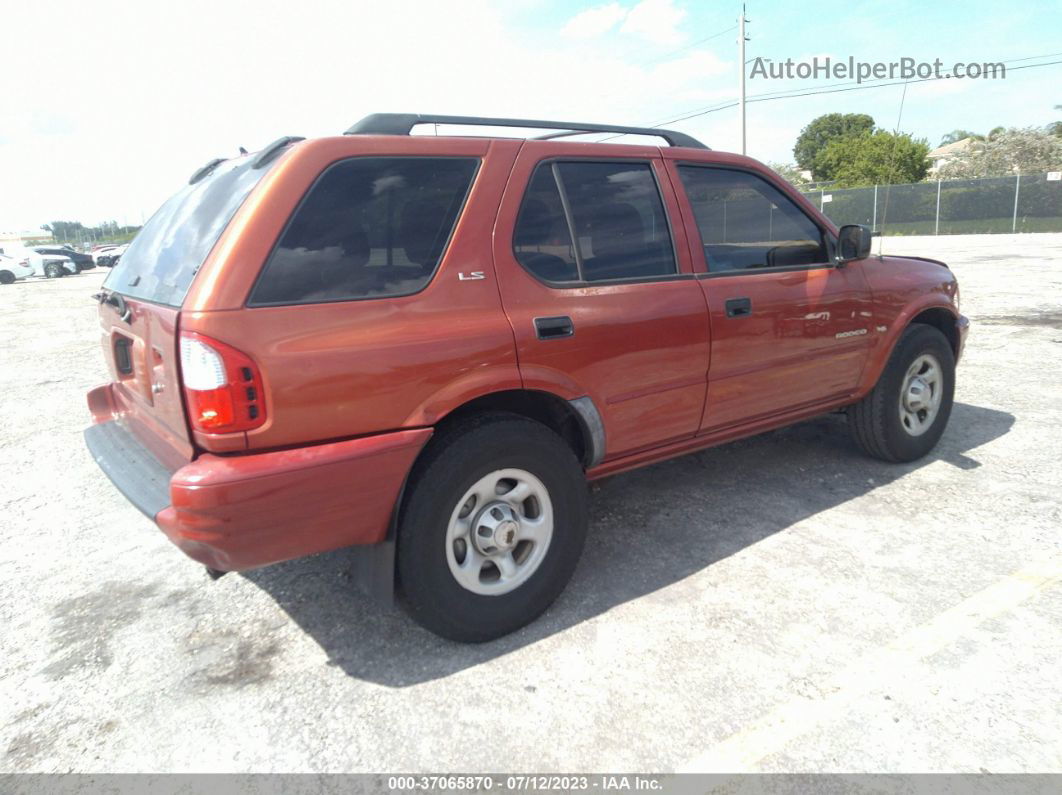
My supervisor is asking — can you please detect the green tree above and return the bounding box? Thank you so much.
[938,129,980,146]
[1048,105,1062,138]
[815,130,930,187]
[766,162,810,187]
[937,127,1004,146]
[937,127,1062,178]
[41,221,87,244]
[793,113,875,178]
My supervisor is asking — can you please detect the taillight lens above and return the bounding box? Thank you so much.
[179,332,265,433]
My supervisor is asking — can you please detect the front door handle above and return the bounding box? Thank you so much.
[725,297,752,318]
[534,315,574,340]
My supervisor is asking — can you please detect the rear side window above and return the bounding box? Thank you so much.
[513,166,579,282]
[677,166,827,272]
[105,157,266,306]
[250,157,478,306]
[513,161,677,284]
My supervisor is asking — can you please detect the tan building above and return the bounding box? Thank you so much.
[0,230,54,246]
[926,137,979,175]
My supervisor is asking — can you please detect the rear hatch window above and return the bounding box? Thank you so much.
[104,157,266,307]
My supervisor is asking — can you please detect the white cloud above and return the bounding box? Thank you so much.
[560,3,627,39]
[619,0,687,45]
[0,0,741,230]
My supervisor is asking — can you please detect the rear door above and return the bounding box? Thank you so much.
[99,155,268,465]
[668,162,873,431]
[493,142,710,459]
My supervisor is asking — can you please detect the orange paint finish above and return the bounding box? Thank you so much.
[491,142,711,458]
[86,126,967,578]
[156,427,432,571]
[181,136,524,453]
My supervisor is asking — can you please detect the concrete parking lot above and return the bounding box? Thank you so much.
[1,234,1060,773]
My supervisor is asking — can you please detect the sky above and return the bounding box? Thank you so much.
[2,0,1061,233]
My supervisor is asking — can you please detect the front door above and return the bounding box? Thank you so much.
[492,142,710,459]
[670,163,873,432]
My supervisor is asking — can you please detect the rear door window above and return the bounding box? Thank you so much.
[105,157,267,306]
[250,157,479,306]
[513,161,677,284]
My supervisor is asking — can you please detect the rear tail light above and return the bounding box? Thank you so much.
[179,332,265,433]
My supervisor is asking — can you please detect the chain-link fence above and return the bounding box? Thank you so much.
[800,172,1062,235]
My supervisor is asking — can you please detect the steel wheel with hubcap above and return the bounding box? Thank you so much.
[898,353,943,437]
[446,468,553,596]
[397,413,588,642]
[849,323,955,462]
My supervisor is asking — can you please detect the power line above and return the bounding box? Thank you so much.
[638,25,736,66]
[651,57,1062,128]
[649,52,1062,127]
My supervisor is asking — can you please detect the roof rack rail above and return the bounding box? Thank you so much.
[343,113,708,150]
[188,157,226,185]
[252,136,305,169]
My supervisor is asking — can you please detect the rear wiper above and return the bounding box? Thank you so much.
[189,157,227,185]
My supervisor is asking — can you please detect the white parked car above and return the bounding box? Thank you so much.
[0,246,76,278]
[0,253,35,284]
[96,244,128,267]
[91,246,118,265]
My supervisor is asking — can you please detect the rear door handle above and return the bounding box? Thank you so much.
[725,297,752,318]
[534,315,574,340]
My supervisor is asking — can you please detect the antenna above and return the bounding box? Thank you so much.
[876,79,910,255]
[738,4,750,155]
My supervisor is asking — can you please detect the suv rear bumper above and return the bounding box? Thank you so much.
[84,403,431,572]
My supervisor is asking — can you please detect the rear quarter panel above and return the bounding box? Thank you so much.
[182,136,524,451]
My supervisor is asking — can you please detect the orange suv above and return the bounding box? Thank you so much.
[85,114,968,641]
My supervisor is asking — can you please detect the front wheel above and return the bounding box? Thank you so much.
[397,414,588,642]
[44,263,63,279]
[848,323,955,462]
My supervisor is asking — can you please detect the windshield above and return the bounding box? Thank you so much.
[104,156,266,306]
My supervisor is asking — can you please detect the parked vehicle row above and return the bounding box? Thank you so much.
[32,245,95,271]
[0,245,79,282]
[84,114,968,642]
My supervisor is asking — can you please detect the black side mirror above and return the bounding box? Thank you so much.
[836,224,872,265]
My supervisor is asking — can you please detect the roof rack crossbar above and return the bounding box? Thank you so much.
[343,113,707,149]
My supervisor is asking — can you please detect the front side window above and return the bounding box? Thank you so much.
[513,161,677,284]
[250,157,478,306]
[678,166,828,272]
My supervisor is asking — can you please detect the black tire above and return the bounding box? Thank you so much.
[397,413,588,642]
[0,270,14,285]
[848,324,955,462]
[44,263,62,279]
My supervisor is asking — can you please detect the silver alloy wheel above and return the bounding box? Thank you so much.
[898,353,943,436]
[445,468,554,596]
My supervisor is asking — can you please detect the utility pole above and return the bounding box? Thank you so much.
[738,4,749,155]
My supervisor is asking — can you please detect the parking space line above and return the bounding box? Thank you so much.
[678,553,1062,773]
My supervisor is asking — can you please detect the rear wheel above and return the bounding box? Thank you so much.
[848,324,955,462]
[397,413,588,642]
[0,270,14,285]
